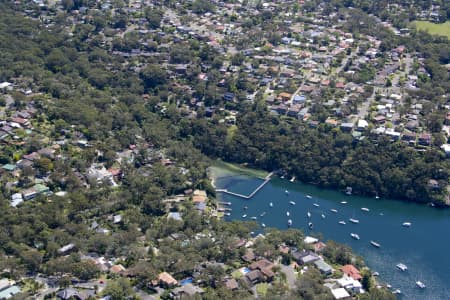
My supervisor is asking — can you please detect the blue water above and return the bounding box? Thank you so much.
[180,278,193,286]
[216,175,450,300]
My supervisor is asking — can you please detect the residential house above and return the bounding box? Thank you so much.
[171,283,204,299]
[314,259,333,275]
[330,287,351,299]
[245,270,263,285]
[292,250,320,265]
[0,279,21,300]
[224,278,239,290]
[158,272,178,288]
[337,276,364,294]
[249,259,275,281]
[341,265,362,281]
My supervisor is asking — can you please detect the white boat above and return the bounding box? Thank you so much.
[393,289,401,294]
[341,201,347,204]
[288,219,292,226]
[402,222,412,227]
[285,190,289,195]
[224,212,231,216]
[346,186,352,195]
[307,212,311,218]
[375,195,380,199]
[370,240,381,248]
[261,223,266,228]
[251,216,257,220]
[396,263,408,271]
[242,214,247,218]
[330,209,338,213]
[321,214,326,219]
[373,272,379,276]
[338,220,346,225]
[361,207,370,212]
[308,222,313,229]
[349,218,359,224]
[286,211,290,216]
[350,233,360,240]
[290,176,295,182]
[416,281,426,289]
[269,202,273,207]
[260,212,266,217]
[289,201,296,205]
[313,203,320,207]
[306,195,312,199]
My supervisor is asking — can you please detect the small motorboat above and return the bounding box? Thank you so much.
[340,201,347,204]
[269,202,273,207]
[338,220,346,225]
[393,289,401,294]
[244,206,248,210]
[307,211,311,218]
[416,281,426,289]
[260,212,266,217]
[285,190,289,195]
[261,223,266,228]
[361,207,370,212]
[289,201,296,205]
[224,212,231,216]
[396,263,408,271]
[290,176,295,182]
[313,203,320,207]
[242,214,247,218]
[250,216,257,220]
[330,209,338,213]
[373,272,379,276]
[321,214,325,219]
[306,195,312,199]
[402,222,412,227]
[286,211,290,217]
[288,219,292,226]
[350,233,360,240]
[349,218,359,224]
[370,240,381,248]
[308,222,313,229]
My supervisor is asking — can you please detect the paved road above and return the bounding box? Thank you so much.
[279,264,297,290]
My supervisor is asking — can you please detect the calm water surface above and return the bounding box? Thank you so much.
[216,174,450,300]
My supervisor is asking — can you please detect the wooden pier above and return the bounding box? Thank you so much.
[216,172,273,199]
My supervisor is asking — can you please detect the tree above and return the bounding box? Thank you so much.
[140,64,167,90]
[102,278,135,300]
[145,8,163,29]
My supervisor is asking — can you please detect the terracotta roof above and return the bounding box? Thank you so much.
[158,272,178,286]
[341,264,362,280]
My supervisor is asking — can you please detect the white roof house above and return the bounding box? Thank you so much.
[331,288,350,299]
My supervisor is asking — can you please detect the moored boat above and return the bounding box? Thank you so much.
[338,220,346,225]
[393,289,401,294]
[349,218,359,224]
[361,207,370,212]
[416,281,426,289]
[250,216,257,220]
[321,214,326,219]
[285,190,289,195]
[260,212,266,217]
[269,202,273,207]
[286,211,290,217]
[308,222,313,229]
[242,214,247,218]
[330,209,338,213]
[289,201,296,205]
[370,240,381,248]
[261,223,266,228]
[402,222,412,227]
[341,201,347,204]
[306,195,312,199]
[288,219,292,226]
[313,203,320,207]
[307,211,311,218]
[350,233,360,240]
[396,263,408,271]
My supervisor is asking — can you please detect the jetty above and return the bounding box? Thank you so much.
[216,172,273,199]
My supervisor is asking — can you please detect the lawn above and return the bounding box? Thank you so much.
[255,283,269,296]
[412,21,450,39]
[231,269,243,279]
[210,160,269,179]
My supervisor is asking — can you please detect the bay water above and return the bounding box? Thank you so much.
[215,173,450,299]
